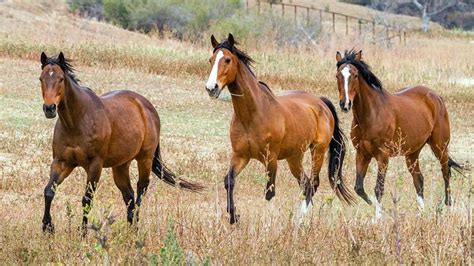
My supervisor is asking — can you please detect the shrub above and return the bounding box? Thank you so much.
[159,218,185,266]
[67,0,104,19]
[103,0,132,28]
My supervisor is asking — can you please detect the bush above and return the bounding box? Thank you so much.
[67,0,104,19]
[159,218,185,265]
[68,0,324,46]
[69,0,242,39]
[103,0,130,27]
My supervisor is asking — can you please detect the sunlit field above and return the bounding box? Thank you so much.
[0,0,472,264]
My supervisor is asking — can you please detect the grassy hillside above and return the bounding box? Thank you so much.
[0,0,472,264]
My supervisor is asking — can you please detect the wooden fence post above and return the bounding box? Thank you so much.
[359,19,362,36]
[345,15,348,35]
[294,5,297,27]
[306,7,309,26]
[257,0,260,14]
[319,9,322,22]
[332,12,335,32]
[282,3,285,17]
[372,21,375,38]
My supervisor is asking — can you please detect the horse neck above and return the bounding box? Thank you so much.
[227,62,275,125]
[352,78,389,126]
[57,76,88,130]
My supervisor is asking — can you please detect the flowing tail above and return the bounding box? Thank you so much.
[448,157,464,176]
[321,97,357,205]
[152,144,205,192]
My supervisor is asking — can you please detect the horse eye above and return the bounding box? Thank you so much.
[225,58,231,64]
[209,59,211,63]
[59,77,64,82]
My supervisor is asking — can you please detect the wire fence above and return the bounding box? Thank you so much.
[247,0,408,46]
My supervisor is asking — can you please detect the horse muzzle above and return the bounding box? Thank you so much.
[205,84,222,99]
[339,100,352,113]
[43,103,57,119]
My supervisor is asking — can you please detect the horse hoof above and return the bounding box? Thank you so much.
[445,198,452,206]
[364,197,373,205]
[265,190,275,201]
[355,189,372,205]
[42,222,55,234]
[229,214,240,224]
[81,223,89,238]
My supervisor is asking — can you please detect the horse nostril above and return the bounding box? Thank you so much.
[214,84,218,90]
[43,104,57,112]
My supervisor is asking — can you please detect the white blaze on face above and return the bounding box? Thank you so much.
[341,65,351,109]
[49,71,54,77]
[206,50,224,90]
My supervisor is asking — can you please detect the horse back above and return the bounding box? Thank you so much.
[389,85,449,152]
[393,85,447,116]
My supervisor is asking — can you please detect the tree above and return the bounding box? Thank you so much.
[412,0,460,32]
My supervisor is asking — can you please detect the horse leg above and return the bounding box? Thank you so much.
[82,158,103,234]
[225,155,249,224]
[373,155,389,221]
[354,151,372,205]
[112,162,135,224]
[287,154,311,213]
[405,150,425,210]
[428,137,451,206]
[264,157,278,201]
[306,144,327,206]
[287,153,306,186]
[135,158,152,222]
[42,159,74,233]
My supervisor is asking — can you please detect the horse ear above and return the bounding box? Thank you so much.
[355,50,362,61]
[211,35,218,49]
[228,33,234,47]
[58,52,65,64]
[41,52,47,66]
[336,51,342,62]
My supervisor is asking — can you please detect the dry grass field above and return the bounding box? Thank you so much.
[0,0,472,264]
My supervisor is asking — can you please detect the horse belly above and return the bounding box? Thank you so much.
[103,127,145,167]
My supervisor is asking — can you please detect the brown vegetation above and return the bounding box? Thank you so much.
[0,0,472,264]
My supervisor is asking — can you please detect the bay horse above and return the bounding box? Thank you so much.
[39,52,203,233]
[206,34,356,224]
[335,50,462,219]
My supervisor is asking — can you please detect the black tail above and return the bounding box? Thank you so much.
[321,97,357,205]
[448,157,464,176]
[152,145,205,192]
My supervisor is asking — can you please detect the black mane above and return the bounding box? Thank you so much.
[336,49,384,92]
[214,39,256,77]
[41,54,79,84]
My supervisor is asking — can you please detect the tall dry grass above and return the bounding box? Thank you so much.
[0,0,472,264]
